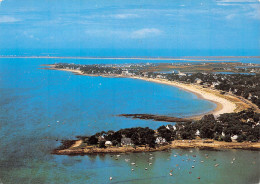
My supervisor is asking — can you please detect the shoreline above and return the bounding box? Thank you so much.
[44,66,254,119]
[44,66,260,155]
[130,77,239,119]
[52,139,260,155]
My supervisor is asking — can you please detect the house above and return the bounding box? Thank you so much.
[231,135,238,141]
[155,137,166,144]
[166,124,173,130]
[195,78,202,84]
[211,82,220,88]
[178,71,186,76]
[195,130,200,136]
[166,125,176,131]
[156,75,164,79]
[105,141,113,147]
[98,135,105,142]
[121,138,133,146]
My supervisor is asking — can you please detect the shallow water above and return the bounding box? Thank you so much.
[0,58,259,184]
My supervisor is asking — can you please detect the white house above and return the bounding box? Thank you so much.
[211,82,220,88]
[178,71,186,76]
[231,135,238,141]
[166,125,176,131]
[195,130,200,136]
[105,141,113,146]
[155,137,166,144]
[195,78,202,84]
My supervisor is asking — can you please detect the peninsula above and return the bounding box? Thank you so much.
[53,111,260,155]
[44,63,260,154]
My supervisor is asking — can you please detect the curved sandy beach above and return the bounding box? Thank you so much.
[130,77,241,118]
[44,66,254,118]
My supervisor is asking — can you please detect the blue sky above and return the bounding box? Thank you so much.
[0,0,259,56]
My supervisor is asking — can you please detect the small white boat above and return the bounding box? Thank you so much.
[192,166,195,168]
[109,177,112,180]
[145,168,148,170]
[169,173,173,176]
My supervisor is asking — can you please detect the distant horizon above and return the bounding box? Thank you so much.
[0,48,259,58]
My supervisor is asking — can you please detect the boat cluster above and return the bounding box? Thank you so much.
[107,151,235,181]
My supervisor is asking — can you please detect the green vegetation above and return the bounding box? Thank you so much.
[78,110,259,149]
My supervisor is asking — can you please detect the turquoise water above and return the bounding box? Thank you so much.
[0,58,259,184]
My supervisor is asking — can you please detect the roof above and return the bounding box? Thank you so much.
[121,138,132,145]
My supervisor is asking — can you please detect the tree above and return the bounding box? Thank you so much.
[99,141,106,148]
[88,135,98,145]
[223,135,232,142]
[112,140,119,146]
[157,126,173,141]
[246,135,257,142]
[237,135,246,142]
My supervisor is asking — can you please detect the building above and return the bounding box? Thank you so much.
[155,137,166,144]
[195,78,202,84]
[166,125,176,131]
[105,141,113,147]
[195,130,200,136]
[121,138,133,146]
[231,135,238,141]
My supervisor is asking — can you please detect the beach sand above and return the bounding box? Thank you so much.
[130,77,241,119]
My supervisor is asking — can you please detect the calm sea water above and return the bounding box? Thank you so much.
[0,58,259,184]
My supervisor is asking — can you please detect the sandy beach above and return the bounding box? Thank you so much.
[130,77,241,119]
[44,65,256,119]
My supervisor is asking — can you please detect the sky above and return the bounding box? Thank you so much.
[0,0,259,56]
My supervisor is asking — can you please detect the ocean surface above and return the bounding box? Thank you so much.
[0,58,259,184]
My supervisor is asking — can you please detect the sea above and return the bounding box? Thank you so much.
[0,57,259,184]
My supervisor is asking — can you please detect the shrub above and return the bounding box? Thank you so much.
[88,135,98,145]
[237,135,246,142]
[99,141,106,148]
[246,135,257,142]
[223,135,232,142]
[112,140,119,146]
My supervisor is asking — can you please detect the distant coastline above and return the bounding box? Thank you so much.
[4,55,260,62]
